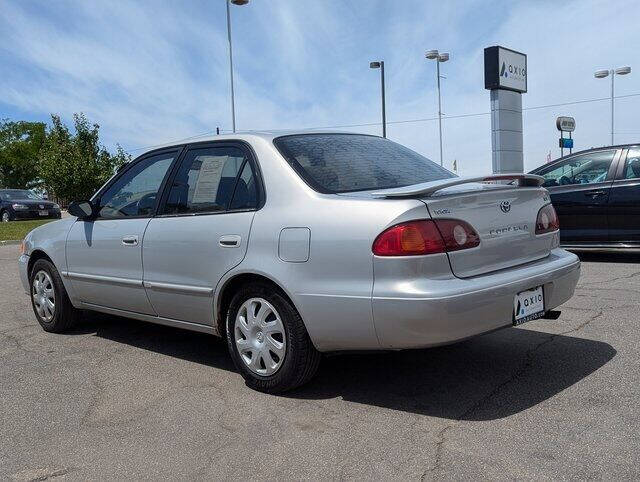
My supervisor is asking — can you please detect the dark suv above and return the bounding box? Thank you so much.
[0,189,61,222]
[530,144,640,250]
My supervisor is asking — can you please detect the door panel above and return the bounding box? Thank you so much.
[142,144,260,324]
[66,219,155,314]
[608,147,640,242]
[142,212,254,323]
[547,182,612,242]
[65,150,178,313]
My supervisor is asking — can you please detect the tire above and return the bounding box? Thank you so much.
[29,259,80,333]
[1,210,10,223]
[226,282,321,393]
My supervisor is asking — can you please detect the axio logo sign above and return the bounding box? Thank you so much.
[497,47,527,92]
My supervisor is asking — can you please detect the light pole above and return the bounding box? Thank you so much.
[369,61,386,138]
[425,50,449,167]
[595,66,631,145]
[226,0,249,133]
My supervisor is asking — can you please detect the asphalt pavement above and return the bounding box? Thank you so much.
[0,245,638,480]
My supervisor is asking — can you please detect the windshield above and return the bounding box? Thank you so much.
[273,134,454,193]
[0,190,42,201]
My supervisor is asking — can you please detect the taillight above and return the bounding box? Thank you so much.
[535,204,559,234]
[372,219,479,256]
[433,219,481,252]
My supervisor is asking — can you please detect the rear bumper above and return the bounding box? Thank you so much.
[372,248,580,349]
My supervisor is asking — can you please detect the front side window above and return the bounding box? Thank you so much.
[163,146,256,215]
[537,150,615,187]
[98,152,176,218]
[274,134,453,193]
[623,148,640,180]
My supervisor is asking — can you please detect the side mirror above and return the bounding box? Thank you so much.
[68,200,95,220]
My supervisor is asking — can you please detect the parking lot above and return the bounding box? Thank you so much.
[1,244,638,480]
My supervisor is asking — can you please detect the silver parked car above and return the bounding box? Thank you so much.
[19,132,580,392]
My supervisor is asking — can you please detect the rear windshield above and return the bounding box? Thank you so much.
[273,134,454,193]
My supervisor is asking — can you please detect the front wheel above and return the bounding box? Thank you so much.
[29,259,80,333]
[226,283,321,393]
[1,210,10,222]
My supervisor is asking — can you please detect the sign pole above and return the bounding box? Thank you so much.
[569,131,572,155]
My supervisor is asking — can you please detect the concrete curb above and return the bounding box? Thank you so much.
[0,240,22,246]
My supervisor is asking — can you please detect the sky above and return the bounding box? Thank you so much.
[1,0,639,176]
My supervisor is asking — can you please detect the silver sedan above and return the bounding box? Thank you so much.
[19,132,580,392]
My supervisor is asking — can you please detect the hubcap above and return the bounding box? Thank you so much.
[234,298,286,376]
[32,270,55,322]
[1,212,9,222]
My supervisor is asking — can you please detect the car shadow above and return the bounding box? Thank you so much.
[69,312,236,372]
[71,313,615,421]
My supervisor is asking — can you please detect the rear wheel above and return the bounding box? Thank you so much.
[29,259,79,333]
[1,210,10,222]
[226,282,321,393]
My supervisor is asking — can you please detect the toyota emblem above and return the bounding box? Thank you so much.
[500,201,511,213]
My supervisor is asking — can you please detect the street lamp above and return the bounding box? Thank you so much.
[594,66,631,145]
[369,61,386,138]
[426,49,449,167]
[226,0,250,133]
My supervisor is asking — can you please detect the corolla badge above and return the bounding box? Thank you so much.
[499,201,511,213]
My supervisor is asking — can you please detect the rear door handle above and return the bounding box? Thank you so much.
[121,235,139,246]
[219,235,241,247]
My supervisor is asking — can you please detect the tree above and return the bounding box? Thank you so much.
[39,113,129,202]
[0,119,46,189]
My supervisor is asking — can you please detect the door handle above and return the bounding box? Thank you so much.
[219,235,241,247]
[585,190,606,198]
[121,235,139,246]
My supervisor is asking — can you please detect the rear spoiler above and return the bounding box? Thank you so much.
[371,173,545,198]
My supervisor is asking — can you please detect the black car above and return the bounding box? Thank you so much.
[530,144,640,250]
[0,189,61,223]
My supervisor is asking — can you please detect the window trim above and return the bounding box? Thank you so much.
[154,140,264,219]
[90,146,185,221]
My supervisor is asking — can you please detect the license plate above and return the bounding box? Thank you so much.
[38,210,48,216]
[513,286,544,325]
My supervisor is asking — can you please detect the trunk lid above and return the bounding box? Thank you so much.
[423,186,552,277]
[370,174,554,278]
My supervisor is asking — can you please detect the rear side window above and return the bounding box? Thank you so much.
[229,160,258,210]
[623,147,640,180]
[163,146,256,215]
[273,134,453,193]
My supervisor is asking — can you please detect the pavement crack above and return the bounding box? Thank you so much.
[11,467,73,481]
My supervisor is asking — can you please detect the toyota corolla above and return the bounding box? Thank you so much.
[18,132,580,392]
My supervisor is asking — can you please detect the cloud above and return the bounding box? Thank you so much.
[0,0,638,175]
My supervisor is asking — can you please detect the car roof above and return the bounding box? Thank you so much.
[139,130,379,155]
